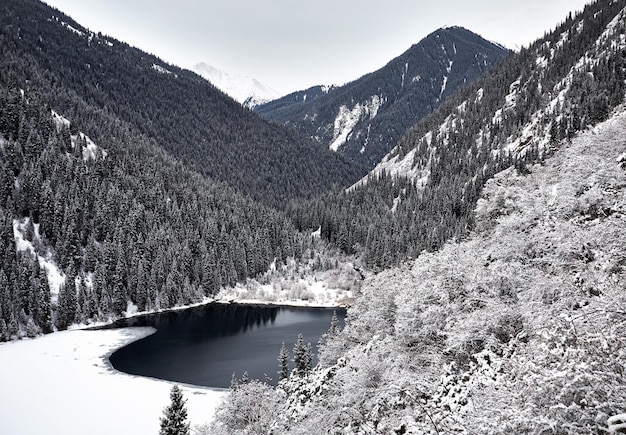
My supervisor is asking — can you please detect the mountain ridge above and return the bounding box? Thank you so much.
[255,26,509,167]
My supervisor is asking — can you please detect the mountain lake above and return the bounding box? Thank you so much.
[100,303,345,388]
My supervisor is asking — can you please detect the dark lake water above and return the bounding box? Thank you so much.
[104,303,345,388]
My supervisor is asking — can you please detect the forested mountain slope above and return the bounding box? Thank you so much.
[212,89,626,435]
[255,27,508,167]
[0,33,327,338]
[286,0,626,270]
[0,0,365,207]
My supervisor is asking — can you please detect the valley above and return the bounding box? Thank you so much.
[0,0,625,434]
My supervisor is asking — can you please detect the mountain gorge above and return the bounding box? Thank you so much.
[255,27,509,167]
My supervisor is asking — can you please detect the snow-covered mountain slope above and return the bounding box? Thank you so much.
[255,27,509,167]
[358,1,626,191]
[193,62,281,108]
[214,103,626,435]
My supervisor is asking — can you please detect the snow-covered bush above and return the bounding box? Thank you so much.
[209,379,283,434]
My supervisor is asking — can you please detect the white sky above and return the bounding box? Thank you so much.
[42,0,592,95]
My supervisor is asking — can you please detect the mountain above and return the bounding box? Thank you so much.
[192,62,281,108]
[285,0,626,270]
[0,0,366,207]
[211,1,626,432]
[255,27,509,167]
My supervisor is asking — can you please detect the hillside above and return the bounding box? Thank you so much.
[0,71,327,338]
[285,0,626,270]
[255,27,509,167]
[0,0,366,207]
[211,93,626,435]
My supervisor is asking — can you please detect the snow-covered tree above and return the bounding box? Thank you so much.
[278,342,289,381]
[293,333,313,376]
[159,385,190,435]
[210,379,281,434]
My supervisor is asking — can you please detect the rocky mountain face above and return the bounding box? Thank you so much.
[255,27,509,167]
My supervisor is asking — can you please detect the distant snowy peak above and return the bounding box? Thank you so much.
[192,62,281,108]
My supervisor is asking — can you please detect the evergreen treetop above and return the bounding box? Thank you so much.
[159,385,190,435]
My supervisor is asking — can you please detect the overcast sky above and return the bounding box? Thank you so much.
[42,0,592,95]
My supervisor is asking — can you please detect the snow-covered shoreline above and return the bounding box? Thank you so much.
[0,326,226,435]
[0,259,356,435]
[0,292,349,435]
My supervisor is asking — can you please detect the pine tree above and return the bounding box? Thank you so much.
[159,385,190,435]
[36,269,52,334]
[293,333,313,376]
[55,261,78,331]
[277,342,289,381]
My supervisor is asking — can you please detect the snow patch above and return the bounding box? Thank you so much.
[51,109,108,161]
[51,110,70,132]
[401,61,409,88]
[72,132,107,161]
[13,218,65,296]
[61,21,85,37]
[152,64,178,78]
[536,55,548,68]
[329,95,383,152]
[438,60,453,99]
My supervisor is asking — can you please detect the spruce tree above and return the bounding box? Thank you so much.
[278,342,289,381]
[293,333,313,376]
[159,385,190,435]
[36,269,52,334]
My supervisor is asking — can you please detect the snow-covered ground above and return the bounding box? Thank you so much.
[215,279,352,307]
[0,327,225,435]
[213,256,359,308]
